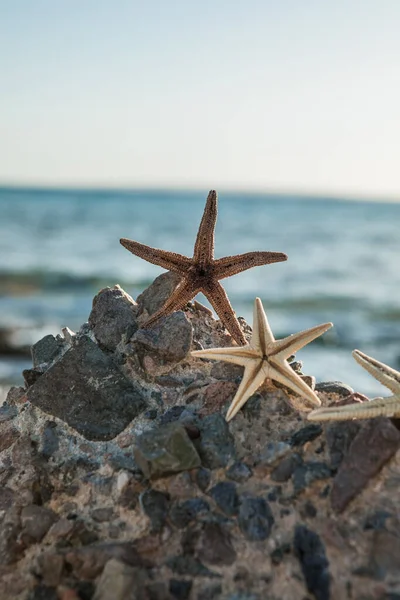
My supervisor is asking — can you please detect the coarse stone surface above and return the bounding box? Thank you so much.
[1,279,400,600]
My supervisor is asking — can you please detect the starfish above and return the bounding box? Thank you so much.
[192,297,332,421]
[308,350,400,422]
[120,190,287,345]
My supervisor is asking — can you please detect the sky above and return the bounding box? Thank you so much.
[1,1,400,198]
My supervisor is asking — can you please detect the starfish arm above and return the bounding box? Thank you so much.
[272,322,333,361]
[307,395,400,421]
[202,280,247,345]
[353,350,400,395]
[193,190,217,265]
[192,345,258,366]
[251,297,275,352]
[120,238,191,275]
[226,362,266,421]
[266,361,321,408]
[214,251,288,280]
[143,279,199,327]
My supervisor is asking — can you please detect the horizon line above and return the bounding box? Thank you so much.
[0,181,399,204]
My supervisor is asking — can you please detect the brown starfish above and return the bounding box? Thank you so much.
[120,190,288,344]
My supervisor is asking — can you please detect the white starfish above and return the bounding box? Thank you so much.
[192,297,332,421]
[308,349,400,422]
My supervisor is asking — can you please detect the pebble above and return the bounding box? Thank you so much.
[136,271,182,317]
[194,467,211,492]
[294,525,330,600]
[88,285,138,351]
[195,413,236,468]
[169,578,192,600]
[271,453,303,482]
[197,521,236,566]
[315,381,354,396]
[134,423,201,479]
[256,441,291,466]
[0,507,22,565]
[325,420,361,471]
[331,417,400,512]
[133,311,192,367]
[166,555,218,578]
[31,334,65,368]
[292,461,332,493]
[93,558,149,600]
[290,424,323,447]
[0,404,17,422]
[209,482,239,516]
[238,495,274,541]
[140,489,170,532]
[169,498,210,529]
[226,461,252,482]
[27,335,147,441]
[20,505,57,543]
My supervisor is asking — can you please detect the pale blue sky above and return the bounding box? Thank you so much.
[1,1,399,197]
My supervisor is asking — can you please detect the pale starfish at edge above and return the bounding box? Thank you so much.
[192,297,332,422]
[308,349,400,421]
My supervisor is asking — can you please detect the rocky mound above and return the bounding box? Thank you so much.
[1,274,399,600]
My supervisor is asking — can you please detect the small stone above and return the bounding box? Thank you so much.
[0,404,17,422]
[226,462,252,482]
[290,424,323,447]
[61,542,148,580]
[315,381,354,396]
[89,285,138,351]
[169,579,192,600]
[5,386,26,405]
[0,507,22,565]
[40,421,59,460]
[160,406,186,425]
[195,467,211,492]
[0,423,19,452]
[0,488,15,511]
[166,555,218,578]
[197,522,236,566]
[366,530,400,580]
[293,462,332,493]
[31,334,65,368]
[271,542,291,565]
[199,381,238,416]
[195,413,236,468]
[271,453,303,482]
[294,525,330,600]
[210,361,244,381]
[140,489,170,532]
[363,510,392,531]
[91,507,114,523]
[93,558,149,600]
[134,423,201,479]
[331,417,400,512]
[137,271,182,317]
[169,498,210,528]
[21,505,57,543]
[325,421,361,472]
[39,553,65,587]
[197,583,223,600]
[27,336,147,441]
[209,482,239,516]
[134,311,192,367]
[300,501,318,519]
[23,367,45,387]
[28,585,58,600]
[238,496,274,541]
[257,441,291,466]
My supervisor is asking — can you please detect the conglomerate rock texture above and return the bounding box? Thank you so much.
[0,275,400,600]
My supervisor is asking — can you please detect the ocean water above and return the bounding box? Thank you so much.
[0,187,399,400]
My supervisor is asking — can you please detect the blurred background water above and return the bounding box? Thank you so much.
[1,186,399,401]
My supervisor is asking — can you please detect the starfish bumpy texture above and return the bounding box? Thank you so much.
[192,297,332,421]
[120,190,287,345]
[308,349,400,421]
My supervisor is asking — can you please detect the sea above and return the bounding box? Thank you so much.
[0,187,399,401]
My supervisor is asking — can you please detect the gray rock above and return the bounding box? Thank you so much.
[40,421,59,460]
[0,488,15,511]
[5,386,25,405]
[31,334,65,368]
[27,336,147,441]
[169,579,192,600]
[294,525,330,600]
[315,381,354,396]
[169,498,210,529]
[0,404,17,422]
[271,453,303,482]
[197,521,236,566]
[133,311,192,367]
[89,285,138,351]
[21,505,57,543]
[93,558,149,600]
[134,423,201,479]
[0,508,22,565]
[226,462,252,482]
[137,271,182,317]
[195,413,236,468]
[290,424,323,447]
[140,489,170,532]
[256,441,291,466]
[326,420,361,471]
[293,462,332,493]
[238,496,274,541]
[209,482,239,517]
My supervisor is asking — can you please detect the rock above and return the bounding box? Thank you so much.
[166,555,218,578]
[28,585,58,600]
[91,507,115,523]
[5,386,26,405]
[0,423,19,452]
[133,311,192,368]
[292,462,332,493]
[226,462,252,482]
[169,579,192,600]
[93,558,149,600]
[197,521,236,566]
[89,285,138,351]
[365,530,400,580]
[325,421,361,471]
[294,525,330,600]
[194,467,211,492]
[23,367,45,387]
[209,482,239,516]
[197,584,223,600]
[0,488,15,511]
[238,495,274,541]
[140,489,170,532]
[39,553,65,587]
[195,413,236,468]
[169,498,210,529]
[20,505,57,543]
[199,381,238,416]
[159,406,186,425]
[27,335,147,441]
[31,334,65,368]
[0,404,17,422]
[137,271,182,317]
[40,421,59,460]
[134,423,201,479]
[290,424,323,447]
[256,441,291,466]
[0,507,22,565]
[315,381,354,396]
[331,418,400,512]
[210,361,244,381]
[271,453,303,482]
